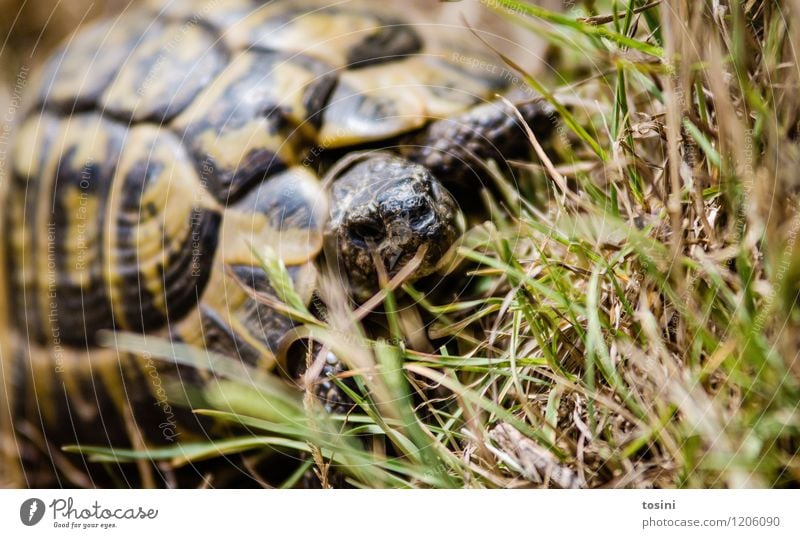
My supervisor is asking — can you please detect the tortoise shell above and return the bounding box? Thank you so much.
[8,0,508,346]
[2,0,522,484]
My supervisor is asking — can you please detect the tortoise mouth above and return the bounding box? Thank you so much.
[324,217,460,302]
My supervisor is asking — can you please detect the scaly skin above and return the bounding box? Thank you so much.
[324,154,461,302]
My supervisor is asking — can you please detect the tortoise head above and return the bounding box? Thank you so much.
[325,154,462,301]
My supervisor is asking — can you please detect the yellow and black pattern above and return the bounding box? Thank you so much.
[100,20,228,123]
[11,0,504,343]
[173,49,334,201]
[3,0,522,485]
[33,14,152,113]
[8,112,127,344]
[103,125,222,334]
[220,2,422,69]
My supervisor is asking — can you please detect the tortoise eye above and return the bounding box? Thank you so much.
[348,220,385,247]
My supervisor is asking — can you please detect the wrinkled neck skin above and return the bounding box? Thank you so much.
[322,153,463,304]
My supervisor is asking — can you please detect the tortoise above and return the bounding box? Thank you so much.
[0,0,554,486]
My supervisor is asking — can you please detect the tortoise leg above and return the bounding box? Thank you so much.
[313,353,352,414]
[279,318,355,415]
[403,97,556,188]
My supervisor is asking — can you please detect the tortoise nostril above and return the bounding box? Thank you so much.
[405,200,435,231]
[348,219,385,248]
[412,207,433,229]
